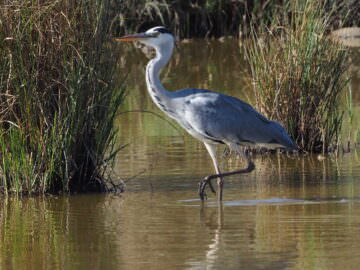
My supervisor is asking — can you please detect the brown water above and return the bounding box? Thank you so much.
[1,39,360,270]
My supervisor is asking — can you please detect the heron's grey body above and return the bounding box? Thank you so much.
[117,26,297,200]
[169,88,295,149]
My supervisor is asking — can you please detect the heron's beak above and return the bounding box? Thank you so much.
[114,32,150,42]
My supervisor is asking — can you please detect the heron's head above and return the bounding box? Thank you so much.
[116,26,174,48]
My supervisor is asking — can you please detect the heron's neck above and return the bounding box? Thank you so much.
[146,43,174,113]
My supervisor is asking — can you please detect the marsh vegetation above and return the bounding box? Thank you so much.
[0,0,124,194]
[114,0,360,38]
[245,0,350,152]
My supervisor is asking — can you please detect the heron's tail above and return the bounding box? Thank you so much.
[270,121,298,151]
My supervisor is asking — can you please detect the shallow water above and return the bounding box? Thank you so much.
[2,169,360,270]
[1,39,360,269]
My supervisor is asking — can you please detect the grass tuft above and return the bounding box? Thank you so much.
[245,0,349,153]
[0,0,125,194]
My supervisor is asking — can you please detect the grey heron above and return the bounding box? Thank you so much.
[116,26,298,201]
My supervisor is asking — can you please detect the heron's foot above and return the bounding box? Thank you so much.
[198,180,208,201]
[207,178,216,194]
[198,176,216,201]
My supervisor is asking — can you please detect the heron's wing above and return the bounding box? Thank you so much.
[178,91,296,149]
[221,94,270,124]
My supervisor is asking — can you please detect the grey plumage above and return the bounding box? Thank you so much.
[171,88,297,150]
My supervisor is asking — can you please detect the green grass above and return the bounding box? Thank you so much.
[244,0,349,153]
[0,0,125,194]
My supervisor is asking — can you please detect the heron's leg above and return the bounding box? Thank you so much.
[204,146,255,195]
[200,143,223,201]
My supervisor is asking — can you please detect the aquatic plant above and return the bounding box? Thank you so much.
[244,0,349,153]
[113,0,279,37]
[113,0,359,38]
[0,0,124,194]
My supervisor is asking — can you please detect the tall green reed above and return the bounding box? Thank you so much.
[245,0,349,153]
[0,0,124,194]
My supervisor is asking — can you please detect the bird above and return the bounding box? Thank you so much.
[116,26,298,201]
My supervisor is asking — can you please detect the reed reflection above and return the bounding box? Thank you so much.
[0,195,120,270]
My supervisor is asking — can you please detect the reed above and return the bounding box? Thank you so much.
[0,0,124,194]
[114,0,270,38]
[114,0,359,38]
[244,0,349,153]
